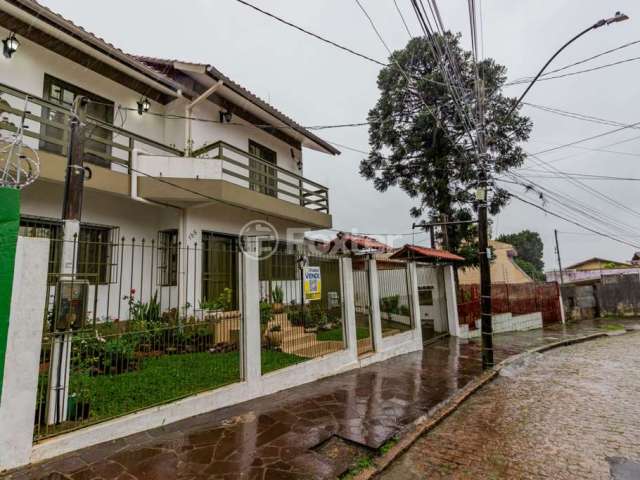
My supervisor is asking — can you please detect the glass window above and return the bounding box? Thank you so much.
[77,225,115,285]
[248,140,277,197]
[202,232,238,309]
[157,229,178,287]
[40,74,114,167]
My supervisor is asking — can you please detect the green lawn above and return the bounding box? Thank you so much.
[261,349,307,374]
[67,350,304,424]
[316,326,370,342]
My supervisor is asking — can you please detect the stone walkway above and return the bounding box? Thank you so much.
[380,329,640,480]
[6,319,638,480]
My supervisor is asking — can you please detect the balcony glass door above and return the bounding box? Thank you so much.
[249,140,277,197]
[41,74,114,167]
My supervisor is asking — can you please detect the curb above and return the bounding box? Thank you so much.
[352,330,621,480]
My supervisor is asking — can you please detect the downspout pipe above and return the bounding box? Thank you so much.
[184,80,224,156]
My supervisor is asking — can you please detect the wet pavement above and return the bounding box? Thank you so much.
[6,319,638,480]
[380,326,640,480]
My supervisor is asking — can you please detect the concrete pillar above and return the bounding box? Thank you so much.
[407,261,423,344]
[368,258,383,351]
[241,239,261,383]
[47,219,80,424]
[0,237,49,471]
[340,257,358,361]
[443,265,461,337]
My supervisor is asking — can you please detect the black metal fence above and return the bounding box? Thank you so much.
[259,243,345,373]
[30,235,243,440]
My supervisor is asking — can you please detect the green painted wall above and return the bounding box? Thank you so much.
[0,187,19,399]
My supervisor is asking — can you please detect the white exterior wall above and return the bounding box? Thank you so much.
[0,237,49,471]
[0,25,303,173]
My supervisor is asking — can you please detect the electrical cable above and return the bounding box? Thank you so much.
[233,0,388,67]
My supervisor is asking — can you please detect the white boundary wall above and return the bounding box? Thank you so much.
[0,254,425,471]
[0,238,50,471]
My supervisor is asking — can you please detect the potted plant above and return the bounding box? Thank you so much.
[266,324,283,349]
[271,286,284,313]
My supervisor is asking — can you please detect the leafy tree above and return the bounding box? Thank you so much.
[514,258,545,282]
[360,33,532,265]
[496,229,544,278]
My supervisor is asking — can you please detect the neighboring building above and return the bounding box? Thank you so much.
[458,240,534,285]
[0,1,339,317]
[546,257,636,285]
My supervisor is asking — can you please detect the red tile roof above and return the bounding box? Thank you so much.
[389,244,465,262]
[336,234,393,252]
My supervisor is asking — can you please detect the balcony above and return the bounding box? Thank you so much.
[0,82,331,228]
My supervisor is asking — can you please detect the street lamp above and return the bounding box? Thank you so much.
[478,11,629,370]
[504,11,630,121]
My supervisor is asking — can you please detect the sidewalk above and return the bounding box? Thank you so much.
[7,319,637,480]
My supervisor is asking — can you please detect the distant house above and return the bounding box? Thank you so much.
[458,240,533,285]
[546,257,637,285]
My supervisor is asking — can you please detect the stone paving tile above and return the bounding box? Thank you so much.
[6,318,637,480]
[380,329,640,480]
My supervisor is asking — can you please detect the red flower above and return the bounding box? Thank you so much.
[130,288,136,295]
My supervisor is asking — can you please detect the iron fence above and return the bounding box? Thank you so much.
[377,261,414,338]
[352,258,374,356]
[259,243,345,373]
[27,235,244,440]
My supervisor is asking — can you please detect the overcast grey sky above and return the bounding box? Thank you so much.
[40,0,640,270]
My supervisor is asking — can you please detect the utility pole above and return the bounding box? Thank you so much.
[476,80,494,370]
[554,229,564,286]
[47,95,88,425]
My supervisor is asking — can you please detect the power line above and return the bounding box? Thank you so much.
[507,191,640,250]
[233,0,388,67]
[508,39,640,84]
[509,171,640,181]
[505,55,640,86]
[530,120,640,157]
[393,0,414,38]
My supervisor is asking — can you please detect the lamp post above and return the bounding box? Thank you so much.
[477,11,629,370]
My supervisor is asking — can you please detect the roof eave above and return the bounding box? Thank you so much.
[204,66,340,156]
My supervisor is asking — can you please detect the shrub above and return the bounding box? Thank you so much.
[380,295,400,314]
[272,285,284,304]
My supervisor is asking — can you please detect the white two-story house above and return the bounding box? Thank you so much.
[0,0,339,320]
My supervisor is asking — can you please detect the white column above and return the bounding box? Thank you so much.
[46,219,80,424]
[241,239,261,383]
[443,265,461,337]
[368,258,383,351]
[407,261,423,343]
[0,237,49,471]
[340,257,358,361]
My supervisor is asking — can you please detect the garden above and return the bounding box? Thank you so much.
[36,288,306,433]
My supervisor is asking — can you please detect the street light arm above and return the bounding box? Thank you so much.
[504,13,629,122]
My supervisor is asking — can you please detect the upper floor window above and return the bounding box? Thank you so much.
[248,140,277,198]
[41,74,115,168]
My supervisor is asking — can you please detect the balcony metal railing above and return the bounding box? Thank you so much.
[0,82,183,170]
[0,81,329,214]
[201,141,329,213]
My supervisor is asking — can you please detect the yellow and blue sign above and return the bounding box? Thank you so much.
[303,266,322,301]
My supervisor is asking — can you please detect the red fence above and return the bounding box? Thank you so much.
[457,282,562,328]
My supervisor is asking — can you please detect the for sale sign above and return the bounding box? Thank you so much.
[303,266,322,301]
